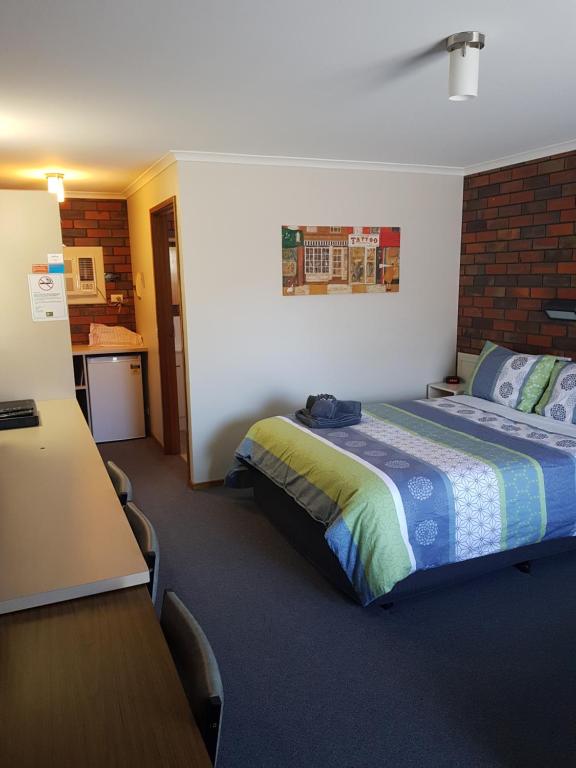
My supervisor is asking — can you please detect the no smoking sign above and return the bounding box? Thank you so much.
[28,273,67,322]
[38,275,55,291]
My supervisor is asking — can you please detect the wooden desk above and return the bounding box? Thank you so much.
[0,586,212,768]
[0,399,149,613]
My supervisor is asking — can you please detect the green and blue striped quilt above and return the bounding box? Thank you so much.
[227,397,576,606]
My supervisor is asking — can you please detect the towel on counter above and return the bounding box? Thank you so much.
[296,394,362,428]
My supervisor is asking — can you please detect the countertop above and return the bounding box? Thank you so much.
[72,344,148,355]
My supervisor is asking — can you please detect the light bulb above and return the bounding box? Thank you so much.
[46,173,65,202]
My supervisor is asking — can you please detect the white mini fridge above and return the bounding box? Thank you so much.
[87,355,146,442]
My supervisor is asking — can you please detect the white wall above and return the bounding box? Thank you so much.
[176,161,463,482]
[0,190,74,401]
[127,163,180,445]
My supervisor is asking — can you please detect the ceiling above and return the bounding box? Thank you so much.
[1,0,575,195]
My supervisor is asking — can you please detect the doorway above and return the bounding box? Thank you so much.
[150,198,189,462]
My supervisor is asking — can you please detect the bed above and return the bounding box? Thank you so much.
[227,394,576,607]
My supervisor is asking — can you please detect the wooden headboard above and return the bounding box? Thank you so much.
[456,352,478,384]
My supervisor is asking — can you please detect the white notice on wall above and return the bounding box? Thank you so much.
[28,273,68,322]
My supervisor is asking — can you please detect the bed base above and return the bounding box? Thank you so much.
[514,560,532,574]
[252,471,576,608]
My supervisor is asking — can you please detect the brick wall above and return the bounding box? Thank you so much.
[458,151,576,357]
[59,199,135,344]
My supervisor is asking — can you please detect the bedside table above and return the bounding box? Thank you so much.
[427,381,465,399]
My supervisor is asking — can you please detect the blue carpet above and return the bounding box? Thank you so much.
[99,437,576,768]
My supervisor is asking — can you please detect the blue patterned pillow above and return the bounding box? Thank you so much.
[535,360,576,423]
[465,341,556,412]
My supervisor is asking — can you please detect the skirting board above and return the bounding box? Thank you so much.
[191,479,224,490]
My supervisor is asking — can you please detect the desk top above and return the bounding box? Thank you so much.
[0,586,212,768]
[0,399,149,614]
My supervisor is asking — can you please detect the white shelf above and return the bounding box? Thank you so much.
[427,381,465,399]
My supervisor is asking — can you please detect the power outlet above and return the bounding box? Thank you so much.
[110,294,124,303]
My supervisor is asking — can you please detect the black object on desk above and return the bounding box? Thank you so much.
[0,399,39,430]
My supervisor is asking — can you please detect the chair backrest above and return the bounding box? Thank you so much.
[106,460,133,505]
[124,502,159,605]
[160,590,223,766]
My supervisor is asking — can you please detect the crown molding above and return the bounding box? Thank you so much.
[122,152,177,198]
[66,190,126,200]
[170,150,464,176]
[464,137,576,175]
[106,137,576,200]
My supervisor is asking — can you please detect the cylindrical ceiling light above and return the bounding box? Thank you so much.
[46,172,65,202]
[446,31,485,101]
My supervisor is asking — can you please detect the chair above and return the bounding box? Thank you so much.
[124,501,159,605]
[161,590,223,766]
[106,460,133,505]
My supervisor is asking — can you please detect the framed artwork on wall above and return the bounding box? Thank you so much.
[282,225,400,296]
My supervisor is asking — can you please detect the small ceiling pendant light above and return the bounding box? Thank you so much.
[446,31,485,101]
[46,172,65,202]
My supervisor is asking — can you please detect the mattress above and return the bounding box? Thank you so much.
[227,396,576,606]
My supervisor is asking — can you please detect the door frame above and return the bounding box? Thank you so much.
[149,197,188,457]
